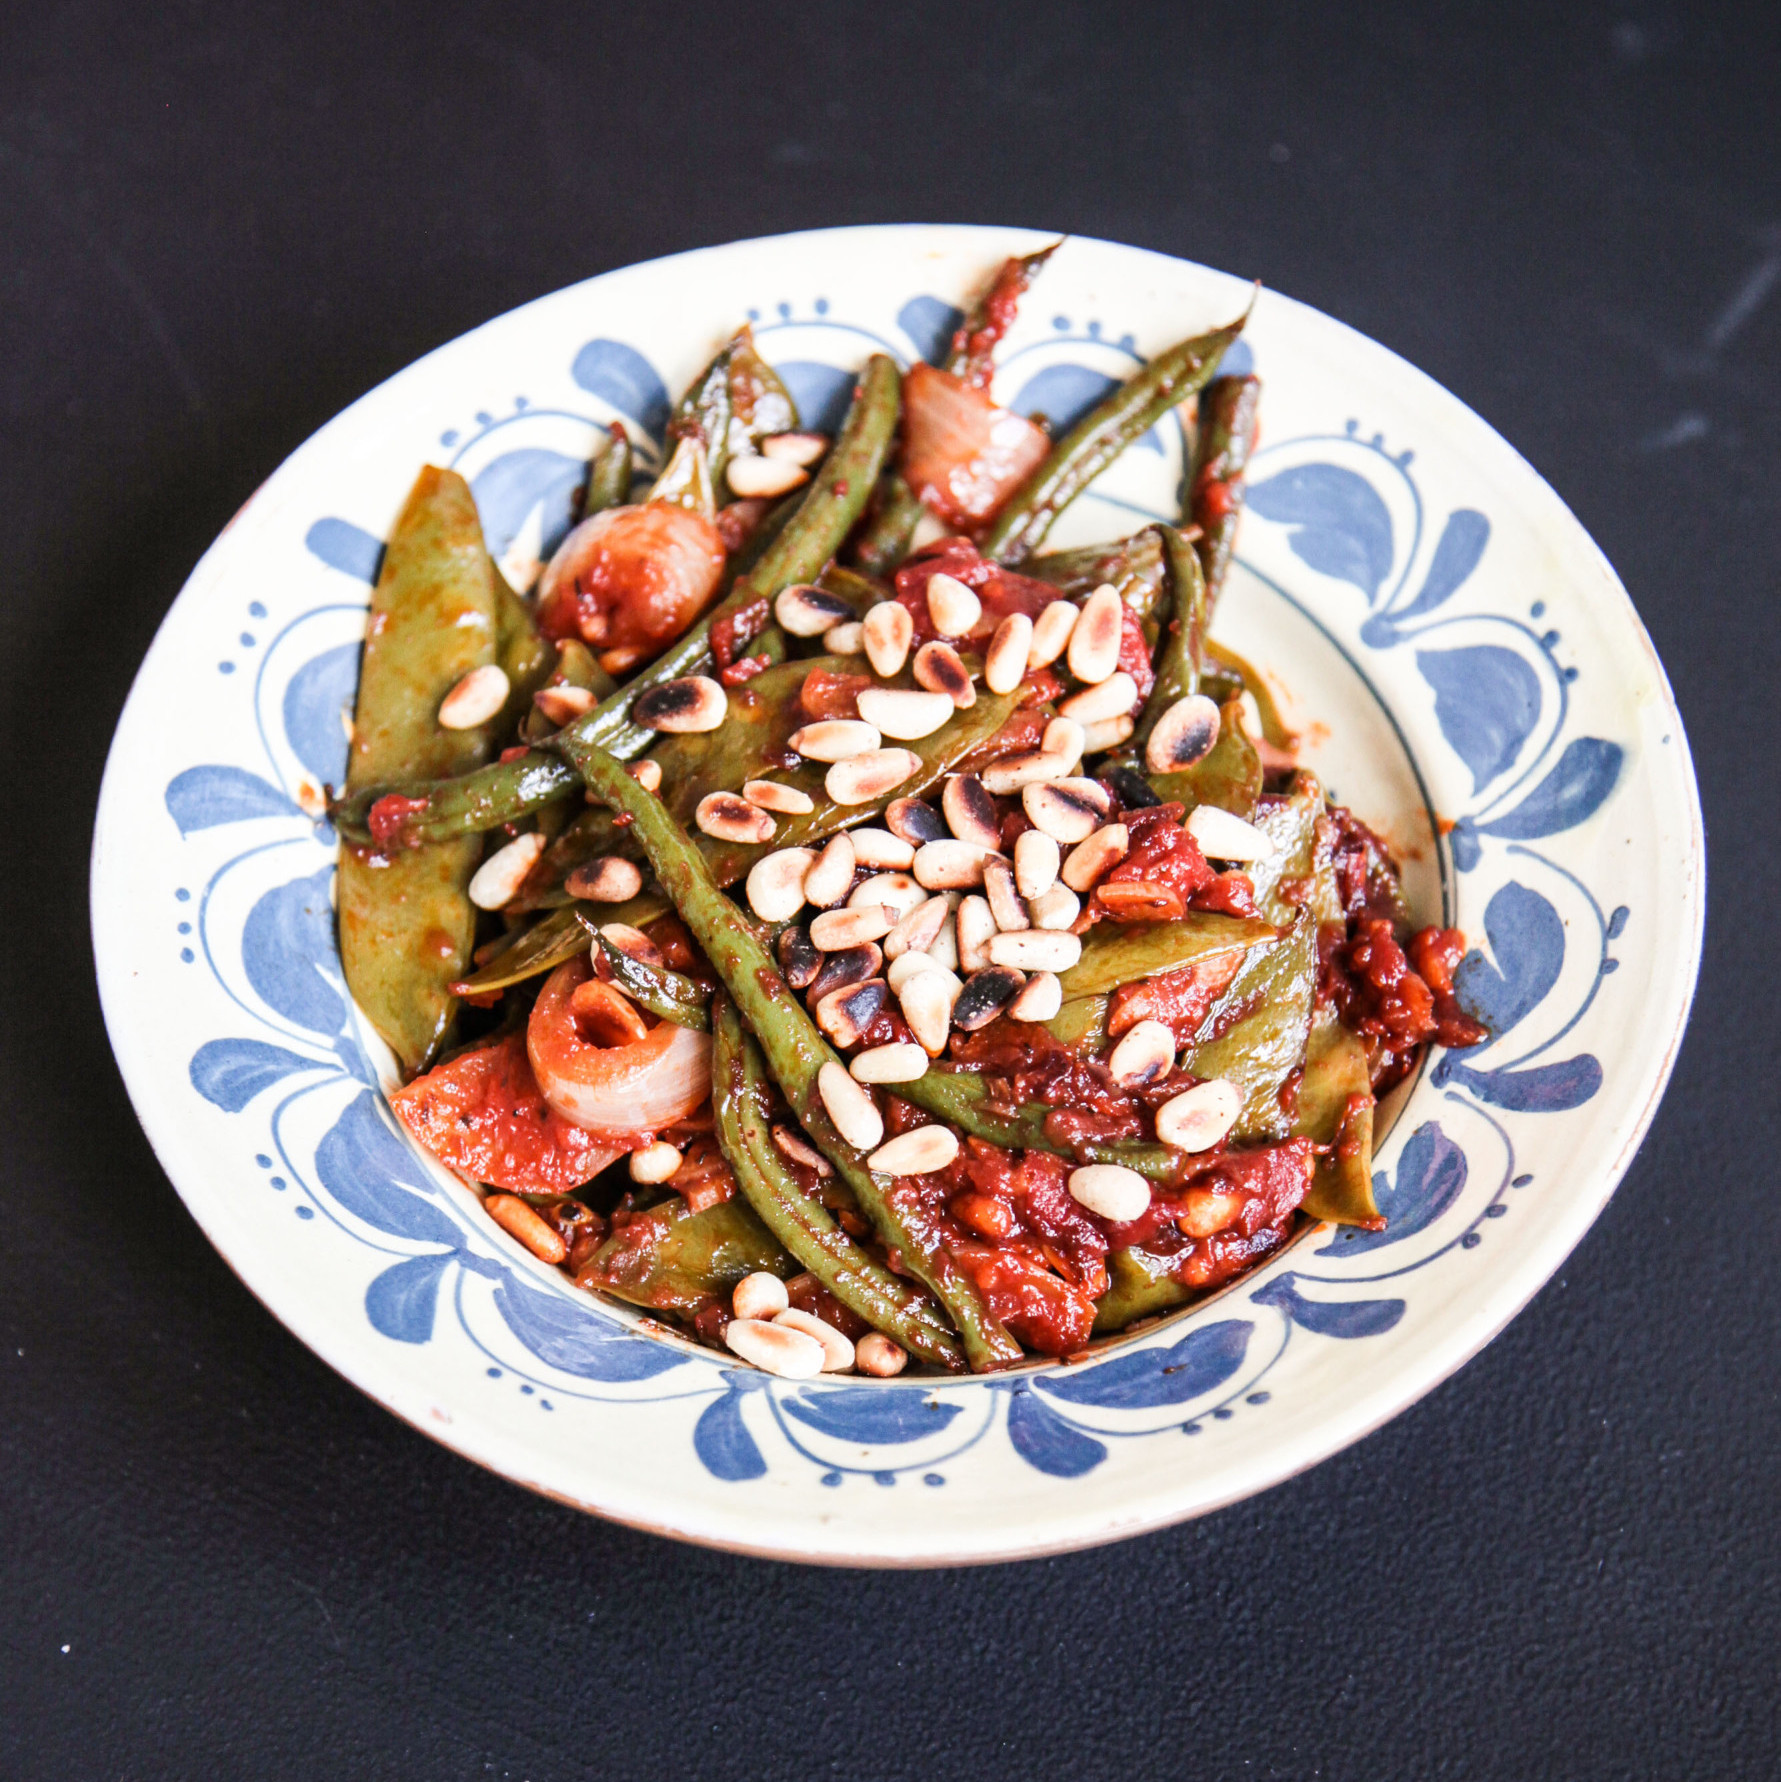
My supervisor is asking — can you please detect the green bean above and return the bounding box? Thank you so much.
[1130,525,1208,759]
[980,305,1251,566]
[1092,1246,1198,1333]
[1027,527,1170,632]
[850,472,925,577]
[1189,373,1262,614]
[579,1193,792,1313]
[945,242,1059,385]
[598,934,711,1030]
[553,738,1019,1371]
[713,997,963,1368]
[449,902,591,997]
[583,424,633,516]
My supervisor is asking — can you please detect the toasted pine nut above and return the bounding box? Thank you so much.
[856,687,953,740]
[598,645,651,677]
[817,1061,883,1150]
[1155,1078,1244,1151]
[956,894,996,972]
[600,922,664,967]
[850,1041,930,1084]
[814,978,889,1047]
[569,977,651,1046]
[777,924,821,989]
[887,948,950,994]
[1058,671,1139,725]
[985,611,1034,693]
[885,796,946,845]
[1027,599,1079,668]
[746,847,816,923]
[632,675,727,733]
[912,640,975,708]
[1146,693,1222,773]
[772,1306,855,1372]
[1079,715,1136,755]
[951,965,1026,1031]
[630,759,663,792]
[468,832,545,909]
[811,905,896,950]
[867,1125,961,1176]
[1028,883,1080,930]
[913,838,997,892]
[772,1124,833,1176]
[926,905,960,971]
[725,1316,826,1377]
[775,583,857,637]
[802,832,857,907]
[484,1192,568,1264]
[696,791,776,844]
[1185,804,1276,861]
[732,1271,791,1320]
[1107,1019,1177,1087]
[1042,717,1086,771]
[807,943,883,1006]
[978,751,1072,794]
[847,827,916,869]
[761,430,829,466]
[1022,779,1111,844]
[895,963,962,1053]
[850,872,927,923]
[1067,1163,1152,1223]
[826,748,920,805]
[629,1140,683,1183]
[438,663,511,729]
[789,718,881,762]
[937,774,995,852]
[1008,971,1062,1022]
[743,779,816,815]
[983,857,1029,932]
[1067,585,1125,684]
[925,571,981,637]
[824,620,865,654]
[1062,822,1130,891]
[1014,828,1060,899]
[863,599,914,678]
[854,1332,908,1377]
[988,928,1081,972]
[565,856,645,903]
[727,453,809,499]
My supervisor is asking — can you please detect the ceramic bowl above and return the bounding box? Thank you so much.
[92,225,1703,1564]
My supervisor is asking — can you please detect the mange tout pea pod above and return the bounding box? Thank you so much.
[580,1194,793,1314]
[553,740,1020,1371]
[493,573,554,732]
[1130,525,1208,758]
[1146,696,1261,818]
[1294,1011,1380,1226]
[647,435,718,519]
[449,902,592,997]
[713,997,962,1367]
[1190,373,1262,615]
[338,466,503,1075]
[980,306,1251,566]
[1027,527,1169,633]
[598,934,711,1031]
[666,325,799,496]
[1093,1246,1197,1333]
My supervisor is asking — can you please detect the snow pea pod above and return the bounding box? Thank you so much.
[713,996,963,1368]
[579,1194,792,1314]
[1190,373,1262,614]
[1092,1246,1197,1332]
[554,739,1019,1371]
[1130,525,1207,757]
[980,307,1250,566]
[666,325,799,497]
[1294,1011,1380,1226]
[337,466,502,1076]
[597,934,711,1031]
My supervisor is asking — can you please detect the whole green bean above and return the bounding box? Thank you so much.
[945,243,1058,386]
[980,304,1251,566]
[1189,373,1262,614]
[598,934,712,1030]
[1130,524,1208,757]
[1027,527,1170,631]
[552,739,1020,1371]
[850,472,925,577]
[583,424,634,516]
[713,997,963,1367]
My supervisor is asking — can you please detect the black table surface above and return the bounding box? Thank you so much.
[5,2,1777,1776]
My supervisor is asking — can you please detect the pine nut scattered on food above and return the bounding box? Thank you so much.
[760,430,828,466]
[732,1271,791,1320]
[884,894,951,961]
[850,871,927,923]
[850,1041,930,1084]
[1185,804,1276,860]
[777,923,821,988]
[823,620,865,654]
[1155,1078,1244,1151]
[956,894,997,971]
[1027,599,1080,669]
[803,832,857,907]
[1022,780,1108,843]
[826,749,920,805]
[1058,671,1139,725]
[1078,714,1135,755]
[1062,822,1130,891]
[807,942,883,1005]
[746,847,817,923]
[630,759,663,792]
[726,453,809,499]
[1146,693,1222,772]
[468,832,546,909]
[863,599,914,678]
[926,905,961,971]
[983,857,1029,932]
[854,1332,908,1377]
[438,663,511,730]
[988,928,1081,973]
[977,750,1070,795]
[814,978,889,1046]
[696,791,777,844]
[1028,883,1080,930]
[535,684,598,727]
[867,1125,961,1176]
[951,965,1026,1031]
[942,774,1000,851]
[887,948,949,994]
[848,827,916,869]
[771,1123,833,1176]
[885,796,947,845]
[895,963,962,1053]
[912,640,976,707]
[810,904,896,950]
[1067,1163,1152,1223]
[632,675,728,733]
[776,584,857,638]
[1042,717,1086,771]
[725,1316,826,1378]
[789,718,881,761]
[1068,584,1125,685]
[772,1307,855,1372]
[817,1061,884,1150]
[629,1139,684,1183]
[985,611,1034,694]
[925,571,982,637]
[600,922,664,967]
[484,1192,569,1265]
[1108,1019,1177,1087]
[1014,829,1060,899]
[913,836,998,891]
[743,779,816,815]
[565,856,646,903]
[856,686,953,740]
[1007,971,1062,1022]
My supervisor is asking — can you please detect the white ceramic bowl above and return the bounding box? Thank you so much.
[91,225,1703,1565]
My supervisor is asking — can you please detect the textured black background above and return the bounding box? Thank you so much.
[4,2,1777,1776]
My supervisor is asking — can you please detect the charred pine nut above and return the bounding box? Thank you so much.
[772,1306,856,1371]
[1027,599,1079,669]
[772,1123,833,1176]
[746,848,817,923]
[912,640,975,707]
[987,928,1081,972]
[1058,671,1139,724]
[1014,828,1060,899]
[1028,883,1080,930]
[629,1139,683,1183]
[484,1192,568,1264]
[817,1061,884,1151]
[942,773,1001,850]
[1022,780,1110,844]
[814,978,888,1047]
[863,599,914,678]
[1062,823,1130,891]
[743,779,816,815]
[1067,1164,1152,1223]
[1146,694,1222,772]
[985,611,1034,694]
[850,1041,930,1083]
[760,430,828,466]
[867,1125,960,1176]
[725,1316,825,1377]
[982,857,1029,932]
[956,894,996,971]
[732,1271,791,1319]
[1155,1078,1244,1151]
[438,663,510,729]
[806,943,883,1005]
[925,571,981,637]
[856,686,954,739]
[854,1331,908,1377]
[1185,804,1276,860]
[776,584,856,637]
[533,684,595,726]
[633,675,727,733]
[696,792,776,844]
[848,827,916,869]
[1067,585,1125,684]
[810,905,896,950]
[885,795,946,845]
[468,832,545,909]
[850,872,926,923]
[1007,971,1062,1022]
[726,453,809,499]
[565,856,645,903]
[776,923,821,989]
[951,965,1025,1031]
[1107,1019,1177,1087]
[826,748,920,805]
[790,718,881,761]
